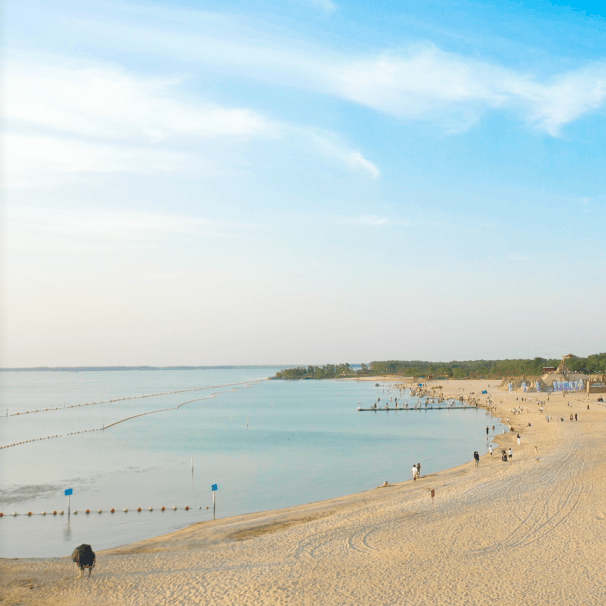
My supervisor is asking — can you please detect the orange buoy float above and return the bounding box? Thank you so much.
[27,512,32,516]
[86,509,90,514]
[0,512,3,517]
[185,506,190,511]
[161,506,165,511]
[137,507,142,512]
[110,508,115,513]
[53,511,57,515]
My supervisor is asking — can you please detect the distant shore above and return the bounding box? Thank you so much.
[2,378,603,605]
[0,365,284,372]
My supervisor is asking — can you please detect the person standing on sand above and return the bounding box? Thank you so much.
[417,463,421,477]
[489,446,493,456]
[508,448,513,460]
[486,426,489,436]
[474,451,480,466]
[575,413,578,421]
[412,465,418,481]
[517,434,521,445]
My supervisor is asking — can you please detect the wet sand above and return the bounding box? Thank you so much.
[3,378,605,605]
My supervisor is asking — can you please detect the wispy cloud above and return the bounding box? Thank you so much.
[326,46,606,135]
[309,0,337,14]
[4,55,380,187]
[4,134,227,188]
[64,8,606,136]
[303,130,380,178]
[337,215,410,227]
[7,59,277,142]
[4,206,264,253]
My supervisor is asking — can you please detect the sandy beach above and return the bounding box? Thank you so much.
[3,378,605,605]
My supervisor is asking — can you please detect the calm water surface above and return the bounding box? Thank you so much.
[0,369,504,557]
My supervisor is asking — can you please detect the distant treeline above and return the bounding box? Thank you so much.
[274,354,606,380]
[274,364,356,380]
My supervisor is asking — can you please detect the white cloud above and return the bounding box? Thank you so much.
[310,0,337,13]
[514,64,606,135]
[68,8,606,135]
[4,134,226,188]
[326,47,606,135]
[338,215,410,227]
[4,56,380,187]
[303,129,380,178]
[6,60,277,142]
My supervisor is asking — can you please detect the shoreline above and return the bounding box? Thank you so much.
[2,378,603,605]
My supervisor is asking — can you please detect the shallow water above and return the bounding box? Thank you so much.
[0,369,504,557]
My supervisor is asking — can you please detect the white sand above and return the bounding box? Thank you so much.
[3,379,605,605]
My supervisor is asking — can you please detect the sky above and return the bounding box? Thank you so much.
[1,0,605,367]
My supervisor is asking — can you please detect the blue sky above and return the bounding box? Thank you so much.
[2,0,605,366]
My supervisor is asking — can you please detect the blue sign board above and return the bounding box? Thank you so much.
[211,484,217,491]
[65,488,73,496]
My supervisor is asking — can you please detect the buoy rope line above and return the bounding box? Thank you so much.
[0,505,201,517]
[0,385,256,449]
[3,379,266,418]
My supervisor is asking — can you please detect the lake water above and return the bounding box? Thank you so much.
[0,368,504,557]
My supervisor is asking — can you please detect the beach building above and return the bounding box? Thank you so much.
[541,355,587,392]
[501,355,588,393]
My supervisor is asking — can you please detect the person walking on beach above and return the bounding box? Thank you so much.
[575,413,578,421]
[508,448,513,460]
[517,434,521,445]
[502,450,508,462]
[489,445,493,457]
[473,451,480,466]
[412,464,418,481]
[417,462,421,477]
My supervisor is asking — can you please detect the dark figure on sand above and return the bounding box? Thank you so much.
[72,544,96,578]
[473,451,480,466]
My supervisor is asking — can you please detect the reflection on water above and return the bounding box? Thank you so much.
[63,516,72,542]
